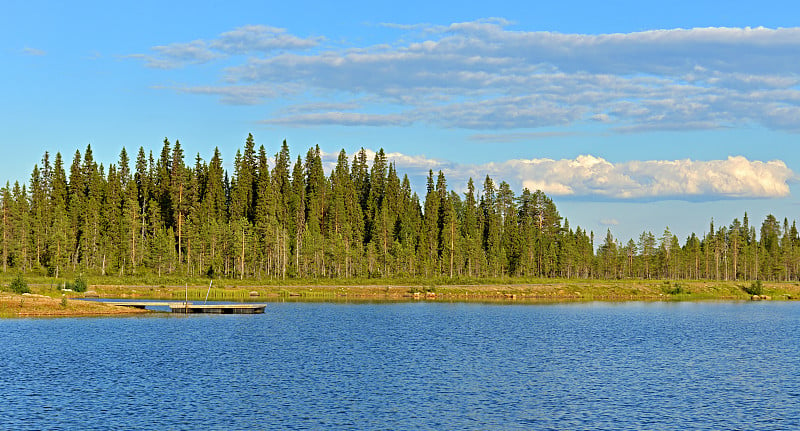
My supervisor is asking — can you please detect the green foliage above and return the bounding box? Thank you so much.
[74,275,88,293]
[662,281,689,295]
[3,139,800,284]
[65,275,88,293]
[743,280,764,296]
[9,273,30,294]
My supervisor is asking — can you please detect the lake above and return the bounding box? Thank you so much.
[1,301,798,430]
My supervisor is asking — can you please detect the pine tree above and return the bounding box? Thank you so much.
[659,227,673,279]
[207,148,227,274]
[481,175,501,277]
[684,233,701,280]
[497,181,518,275]
[156,138,173,229]
[170,140,188,266]
[82,146,103,269]
[599,229,617,279]
[100,163,122,275]
[67,150,84,269]
[761,214,782,280]
[304,145,326,276]
[11,182,30,271]
[638,231,656,279]
[254,144,275,278]
[440,187,458,278]
[1,183,11,272]
[119,148,140,274]
[351,148,370,228]
[624,238,637,278]
[395,174,418,276]
[462,178,481,277]
[29,163,46,270]
[328,150,351,277]
[423,170,440,277]
[289,156,306,277]
[272,140,292,279]
[729,218,743,280]
[48,153,69,277]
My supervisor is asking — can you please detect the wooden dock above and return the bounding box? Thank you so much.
[169,303,266,314]
[105,301,173,309]
[106,301,266,314]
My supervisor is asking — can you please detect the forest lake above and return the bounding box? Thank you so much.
[1,300,798,430]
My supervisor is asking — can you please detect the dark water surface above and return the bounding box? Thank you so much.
[1,301,798,430]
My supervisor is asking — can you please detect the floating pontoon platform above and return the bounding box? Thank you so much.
[106,301,266,314]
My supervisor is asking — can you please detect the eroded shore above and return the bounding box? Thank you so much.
[0,293,150,317]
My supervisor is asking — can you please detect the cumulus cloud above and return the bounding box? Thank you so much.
[351,152,795,201]
[134,20,800,132]
[495,155,794,200]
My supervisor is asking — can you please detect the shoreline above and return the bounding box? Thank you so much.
[82,279,800,302]
[3,279,797,317]
[0,293,151,318]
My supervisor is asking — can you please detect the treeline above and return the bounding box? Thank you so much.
[1,135,799,281]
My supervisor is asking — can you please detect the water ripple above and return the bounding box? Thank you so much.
[0,302,798,430]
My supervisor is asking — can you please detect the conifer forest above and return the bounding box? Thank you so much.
[2,135,798,282]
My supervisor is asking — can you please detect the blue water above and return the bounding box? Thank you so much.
[1,301,799,430]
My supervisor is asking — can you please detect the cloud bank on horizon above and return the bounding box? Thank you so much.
[318,150,794,201]
[131,19,800,201]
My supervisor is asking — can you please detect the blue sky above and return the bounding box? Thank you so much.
[2,0,800,245]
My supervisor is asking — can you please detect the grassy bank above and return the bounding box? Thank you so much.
[6,275,798,305]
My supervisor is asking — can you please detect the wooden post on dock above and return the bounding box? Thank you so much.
[204,280,212,304]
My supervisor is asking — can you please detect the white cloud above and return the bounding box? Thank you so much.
[21,47,46,56]
[503,155,794,199]
[384,152,448,170]
[135,21,800,132]
[155,40,216,60]
[261,112,410,127]
[211,25,322,54]
[468,131,580,142]
[600,218,620,226]
[173,84,299,105]
[306,145,795,201]
[279,102,362,114]
[129,40,221,69]
[365,152,795,201]
[435,25,800,75]
[132,25,319,69]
